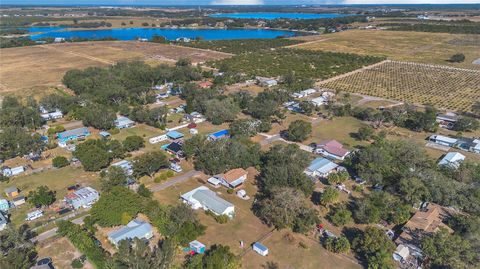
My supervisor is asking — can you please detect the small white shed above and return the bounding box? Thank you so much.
[253,242,268,256]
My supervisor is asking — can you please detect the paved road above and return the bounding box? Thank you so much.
[31,214,88,243]
[150,170,201,192]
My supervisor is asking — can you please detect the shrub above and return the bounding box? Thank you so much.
[71,258,84,268]
[227,188,234,194]
[123,135,145,152]
[52,156,69,168]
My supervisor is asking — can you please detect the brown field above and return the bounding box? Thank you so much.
[292,30,480,70]
[0,41,231,96]
[37,237,94,269]
[321,61,480,112]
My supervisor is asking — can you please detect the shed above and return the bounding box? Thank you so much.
[12,195,25,207]
[190,128,199,135]
[166,130,184,140]
[189,240,206,254]
[207,177,221,187]
[4,186,19,198]
[252,242,269,256]
[99,131,111,138]
[438,152,465,169]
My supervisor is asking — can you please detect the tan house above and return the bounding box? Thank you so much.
[216,168,248,189]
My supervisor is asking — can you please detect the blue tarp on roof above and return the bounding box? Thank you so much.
[167,130,184,139]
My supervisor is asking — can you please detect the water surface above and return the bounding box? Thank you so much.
[209,12,351,20]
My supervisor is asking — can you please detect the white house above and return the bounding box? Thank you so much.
[256,77,277,87]
[304,157,338,179]
[41,109,63,121]
[2,166,25,177]
[315,140,350,160]
[111,160,133,176]
[310,96,329,107]
[438,152,465,169]
[149,134,168,144]
[108,219,153,246]
[181,186,235,218]
[114,116,135,129]
[291,89,316,98]
[429,135,458,147]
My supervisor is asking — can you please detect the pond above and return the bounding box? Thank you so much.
[209,12,352,20]
[29,27,298,41]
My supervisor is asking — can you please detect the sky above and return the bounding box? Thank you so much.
[3,0,480,5]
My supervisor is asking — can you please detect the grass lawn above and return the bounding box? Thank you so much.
[305,116,369,150]
[36,236,94,269]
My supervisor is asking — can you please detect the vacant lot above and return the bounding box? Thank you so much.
[37,236,94,269]
[293,30,480,69]
[321,61,480,112]
[0,41,231,96]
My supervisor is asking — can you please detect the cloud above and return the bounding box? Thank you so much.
[210,0,264,5]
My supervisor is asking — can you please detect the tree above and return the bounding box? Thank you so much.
[299,101,315,116]
[28,186,55,207]
[448,53,465,63]
[356,126,374,141]
[123,135,145,151]
[453,117,479,132]
[52,156,69,168]
[319,187,340,206]
[114,238,175,269]
[78,104,116,130]
[255,187,319,233]
[204,98,240,125]
[353,227,396,269]
[229,119,260,137]
[133,151,169,178]
[0,126,44,160]
[328,204,353,226]
[0,225,37,269]
[421,228,475,269]
[100,166,128,192]
[137,184,153,198]
[90,187,143,227]
[324,236,350,253]
[74,141,111,171]
[176,58,191,67]
[327,171,349,185]
[259,144,313,196]
[284,120,311,142]
[151,35,167,43]
[185,244,240,269]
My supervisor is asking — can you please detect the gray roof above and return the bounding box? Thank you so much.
[0,212,7,225]
[192,188,233,215]
[108,219,152,245]
[58,127,89,138]
[4,186,18,193]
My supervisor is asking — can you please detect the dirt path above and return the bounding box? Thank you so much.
[150,170,201,192]
[39,45,115,65]
[317,60,391,86]
[284,37,332,48]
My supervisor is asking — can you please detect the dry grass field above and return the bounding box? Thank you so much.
[292,30,480,70]
[0,41,231,96]
[321,61,480,112]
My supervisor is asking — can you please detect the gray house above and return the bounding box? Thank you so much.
[108,219,153,246]
[65,187,99,209]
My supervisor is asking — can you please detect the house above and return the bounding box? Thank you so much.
[12,195,26,207]
[304,157,338,179]
[472,140,480,154]
[149,134,168,144]
[40,109,63,121]
[166,130,184,140]
[291,88,316,98]
[456,137,480,154]
[0,199,9,212]
[26,210,43,221]
[283,101,302,113]
[64,187,99,209]
[57,127,90,143]
[215,168,248,189]
[170,162,182,173]
[114,116,135,129]
[436,113,458,129]
[252,242,269,256]
[181,186,235,218]
[189,240,206,254]
[0,212,7,231]
[315,140,350,160]
[176,37,191,42]
[2,166,25,177]
[396,202,453,257]
[208,129,229,141]
[165,142,183,157]
[184,112,205,123]
[108,219,154,246]
[256,77,277,87]
[310,96,328,107]
[198,81,213,89]
[429,135,457,147]
[111,160,133,176]
[438,152,465,169]
[54,37,65,43]
[4,186,19,198]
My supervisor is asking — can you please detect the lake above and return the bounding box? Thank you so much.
[29,27,297,41]
[209,12,351,20]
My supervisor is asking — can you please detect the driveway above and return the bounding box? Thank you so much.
[150,170,201,192]
[31,214,88,243]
